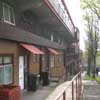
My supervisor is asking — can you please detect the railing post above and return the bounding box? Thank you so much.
[80,72,82,88]
[76,77,77,100]
[78,73,81,100]
[72,81,74,100]
[63,91,66,100]
[77,74,79,100]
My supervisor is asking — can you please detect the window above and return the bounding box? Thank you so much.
[59,55,64,65]
[50,35,54,41]
[42,55,47,71]
[0,2,3,20]
[33,55,40,63]
[55,56,59,66]
[0,56,13,84]
[3,3,15,25]
[0,57,2,64]
[4,56,12,63]
[50,55,55,67]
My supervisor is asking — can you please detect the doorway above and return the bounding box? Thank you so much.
[19,56,24,90]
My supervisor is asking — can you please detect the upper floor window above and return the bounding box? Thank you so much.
[50,34,54,41]
[3,3,15,25]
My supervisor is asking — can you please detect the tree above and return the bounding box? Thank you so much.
[86,16,99,78]
[81,0,100,78]
[81,0,100,19]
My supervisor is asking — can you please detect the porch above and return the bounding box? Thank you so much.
[21,82,58,100]
[21,72,83,100]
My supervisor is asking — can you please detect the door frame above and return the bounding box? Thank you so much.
[19,56,25,90]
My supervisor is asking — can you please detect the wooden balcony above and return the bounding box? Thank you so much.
[4,0,75,41]
[44,0,75,36]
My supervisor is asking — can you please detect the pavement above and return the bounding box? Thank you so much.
[45,81,71,100]
[21,73,84,100]
[21,82,58,100]
[21,80,73,100]
[83,80,100,100]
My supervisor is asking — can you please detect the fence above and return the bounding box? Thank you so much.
[46,72,83,100]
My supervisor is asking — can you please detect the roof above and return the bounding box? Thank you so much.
[0,22,65,50]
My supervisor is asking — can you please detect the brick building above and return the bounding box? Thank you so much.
[0,0,80,90]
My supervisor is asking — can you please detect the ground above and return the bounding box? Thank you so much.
[83,80,100,100]
[21,82,58,100]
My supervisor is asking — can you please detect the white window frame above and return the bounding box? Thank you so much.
[0,55,13,85]
[50,55,55,68]
[4,64,13,84]
[0,64,13,85]
[3,2,15,25]
[0,65,4,84]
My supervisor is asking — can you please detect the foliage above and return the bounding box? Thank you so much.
[84,74,100,84]
[95,77,100,84]
[96,51,100,57]
[84,74,95,80]
[81,0,100,19]
[81,0,100,78]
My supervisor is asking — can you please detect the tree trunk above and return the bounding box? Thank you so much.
[92,55,96,78]
[87,55,91,76]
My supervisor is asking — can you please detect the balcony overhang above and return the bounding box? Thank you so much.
[0,22,65,50]
[6,0,75,41]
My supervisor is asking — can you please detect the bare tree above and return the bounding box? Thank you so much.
[84,14,99,78]
[81,0,100,78]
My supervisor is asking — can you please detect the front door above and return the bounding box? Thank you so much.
[19,56,24,90]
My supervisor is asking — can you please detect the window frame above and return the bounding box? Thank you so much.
[3,64,13,84]
[50,55,55,68]
[33,54,40,63]
[2,2,15,25]
[0,55,13,85]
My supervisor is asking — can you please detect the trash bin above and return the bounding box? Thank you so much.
[27,74,40,91]
[41,72,49,86]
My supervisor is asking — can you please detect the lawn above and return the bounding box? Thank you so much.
[84,75,100,84]
[95,77,100,84]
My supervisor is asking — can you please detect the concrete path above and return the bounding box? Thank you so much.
[21,82,58,100]
[83,80,100,100]
[45,81,71,100]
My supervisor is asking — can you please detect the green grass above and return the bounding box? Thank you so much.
[95,77,100,84]
[84,75,95,80]
[84,75,100,84]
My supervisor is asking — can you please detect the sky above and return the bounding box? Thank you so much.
[65,0,86,51]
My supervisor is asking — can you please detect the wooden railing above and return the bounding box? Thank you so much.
[44,0,75,35]
[46,72,83,100]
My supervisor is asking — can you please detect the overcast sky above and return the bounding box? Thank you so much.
[65,0,86,51]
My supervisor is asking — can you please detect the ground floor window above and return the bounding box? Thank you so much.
[0,55,13,84]
[33,55,40,63]
[54,55,64,66]
[42,55,48,71]
[50,55,55,67]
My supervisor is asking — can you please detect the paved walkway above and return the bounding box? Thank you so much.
[45,81,71,100]
[83,80,100,100]
[21,82,58,100]
[22,81,72,100]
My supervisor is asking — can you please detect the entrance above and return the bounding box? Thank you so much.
[19,56,24,90]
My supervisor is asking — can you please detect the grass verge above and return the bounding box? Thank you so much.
[84,75,100,84]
